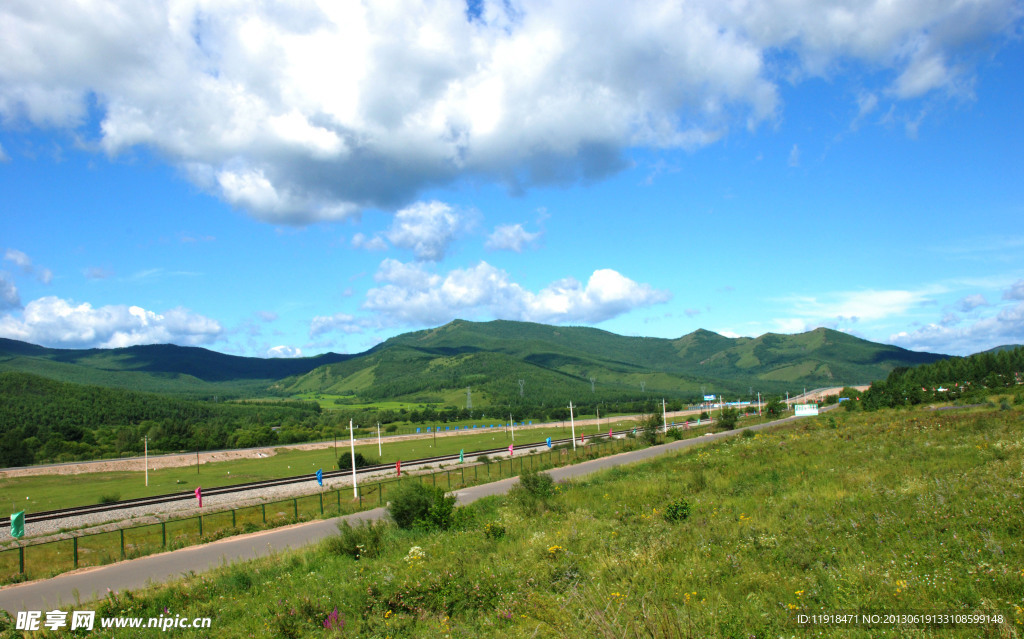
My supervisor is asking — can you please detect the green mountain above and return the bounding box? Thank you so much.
[0,321,948,404]
[0,338,351,397]
[273,320,947,402]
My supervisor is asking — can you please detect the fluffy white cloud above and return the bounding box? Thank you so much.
[0,296,222,348]
[310,312,365,337]
[385,201,468,261]
[267,344,302,358]
[779,288,937,326]
[0,141,8,162]
[485,223,542,252]
[0,272,19,310]
[364,259,669,325]
[3,1,1015,223]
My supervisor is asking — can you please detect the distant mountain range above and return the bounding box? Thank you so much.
[0,320,949,404]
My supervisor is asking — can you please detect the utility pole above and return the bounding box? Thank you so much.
[662,398,668,433]
[757,391,762,416]
[377,422,382,457]
[569,401,577,450]
[349,419,358,499]
[143,436,148,487]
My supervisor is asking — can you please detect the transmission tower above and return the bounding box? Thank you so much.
[589,377,595,393]
[518,379,525,398]
[640,381,646,393]
[466,386,472,411]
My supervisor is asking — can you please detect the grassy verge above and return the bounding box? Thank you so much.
[7,404,1019,638]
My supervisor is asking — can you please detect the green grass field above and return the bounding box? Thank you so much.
[0,417,707,515]
[29,402,1021,638]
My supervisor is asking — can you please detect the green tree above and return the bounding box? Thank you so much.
[718,407,739,430]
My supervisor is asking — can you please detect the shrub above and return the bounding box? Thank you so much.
[508,469,558,513]
[718,408,739,430]
[387,481,457,531]
[666,427,685,441]
[476,454,491,464]
[518,469,556,499]
[337,452,380,471]
[664,498,691,523]
[98,493,120,505]
[325,520,392,560]
[742,429,755,439]
[385,425,398,433]
[483,522,506,540]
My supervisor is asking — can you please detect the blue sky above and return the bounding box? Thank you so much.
[1,0,1022,358]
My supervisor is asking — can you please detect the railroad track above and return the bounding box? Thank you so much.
[0,426,662,527]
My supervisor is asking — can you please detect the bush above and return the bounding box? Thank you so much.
[385,424,398,433]
[718,408,739,430]
[518,469,556,499]
[99,493,120,505]
[387,480,457,531]
[666,427,685,441]
[664,498,691,523]
[338,452,380,471]
[483,522,506,540]
[742,429,755,438]
[325,520,391,560]
[476,454,491,464]
[508,469,558,513]
[640,413,662,445]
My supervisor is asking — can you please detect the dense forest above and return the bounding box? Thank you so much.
[857,346,1024,409]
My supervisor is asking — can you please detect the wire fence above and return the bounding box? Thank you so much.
[0,436,637,584]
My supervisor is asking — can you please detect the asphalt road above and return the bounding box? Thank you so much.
[0,410,817,614]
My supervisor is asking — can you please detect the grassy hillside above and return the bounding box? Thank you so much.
[276,320,947,403]
[41,403,1022,637]
[0,338,351,397]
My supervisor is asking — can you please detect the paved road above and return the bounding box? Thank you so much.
[0,410,818,614]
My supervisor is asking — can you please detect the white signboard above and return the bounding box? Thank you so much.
[794,404,819,416]
[703,395,716,401]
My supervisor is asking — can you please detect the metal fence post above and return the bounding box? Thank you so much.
[262,504,266,524]
[232,509,236,528]
[293,498,298,520]
[19,546,24,574]
[161,522,166,547]
[320,493,324,515]
[73,537,78,569]
[120,529,125,560]
[198,515,203,538]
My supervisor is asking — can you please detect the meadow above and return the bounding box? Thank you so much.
[5,402,1019,637]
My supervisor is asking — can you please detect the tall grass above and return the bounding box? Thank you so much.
[6,406,1021,637]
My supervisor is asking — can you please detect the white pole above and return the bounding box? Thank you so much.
[349,419,358,499]
[144,436,148,487]
[510,413,514,441]
[377,422,382,457]
[757,392,762,416]
[662,398,668,433]
[569,401,577,450]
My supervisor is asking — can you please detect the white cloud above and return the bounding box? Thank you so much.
[788,144,800,168]
[351,232,389,252]
[3,1,1016,223]
[267,344,302,358]
[0,141,8,162]
[256,310,278,322]
[364,259,670,326]
[0,272,19,310]
[955,293,989,312]
[1003,279,1024,301]
[83,266,113,280]
[4,248,52,283]
[485,223,541,252]
[890,301,1024,355]
[0,296,222,348]
[385,201,469,261]
[781,288,937,326]
[310,312,365,337]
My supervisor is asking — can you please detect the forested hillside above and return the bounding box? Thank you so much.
[0,373,323,467]
[859,346,1024,408]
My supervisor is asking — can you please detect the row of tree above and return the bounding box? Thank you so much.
[857,346,1023,409]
